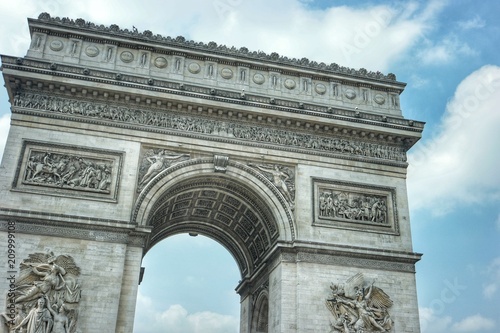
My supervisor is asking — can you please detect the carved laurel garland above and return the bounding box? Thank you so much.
[13,92,407,164]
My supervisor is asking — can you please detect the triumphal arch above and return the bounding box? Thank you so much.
[0,13,424,333]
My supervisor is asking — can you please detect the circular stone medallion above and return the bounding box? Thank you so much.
[188,62,201,74]
[49,40,64,52]
[120,51,134,63]
[374,94,386,105]
[220,68,233,79]
[315,83,327,95]
[85,45,100,57]
[284,78,296,90]
[154,57,168,69]
[344,88,357,100]
[253,73,265,85]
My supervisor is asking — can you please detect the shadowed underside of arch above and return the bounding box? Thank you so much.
[133,158,294,279]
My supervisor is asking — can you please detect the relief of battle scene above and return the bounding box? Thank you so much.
[2,252,82,333]
[313,179,398,234]
[14,141,122,200]
[23,150,113,192]
[319,189,388,224]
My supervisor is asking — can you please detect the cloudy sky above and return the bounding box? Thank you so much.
[0,1,499,332]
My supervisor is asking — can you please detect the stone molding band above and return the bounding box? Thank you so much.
[0,218,147,246]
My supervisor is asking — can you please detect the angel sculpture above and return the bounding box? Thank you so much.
[248,163,295,208]
[138,150,190,188]
[326,273,394,333]
[9,252,82,333]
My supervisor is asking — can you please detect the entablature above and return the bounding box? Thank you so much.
[23,13,409,118]
[2,55,423,148]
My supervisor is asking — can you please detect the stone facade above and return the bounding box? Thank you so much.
[0,13,423,333]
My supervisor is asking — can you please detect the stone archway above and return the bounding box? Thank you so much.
[133,157,295,276]
[132,157,295,332]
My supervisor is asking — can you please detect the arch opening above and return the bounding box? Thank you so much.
[139,165,288,279]
[133,233,240,333]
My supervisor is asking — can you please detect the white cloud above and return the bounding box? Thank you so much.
[134,291,239,333]
[419,307,453,333]
[408,65,500,215]
[482,257,500,299]
[458,16,486,30]
[451,314,495,332]
[0,0,445,72]
[0,114,11,163]
[420,308,496,333]
[417,35,478,65]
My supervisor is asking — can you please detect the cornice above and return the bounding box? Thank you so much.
[1,55,424,138]
[30,13,404,86]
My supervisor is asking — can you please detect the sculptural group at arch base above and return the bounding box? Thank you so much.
[0,13,424,333]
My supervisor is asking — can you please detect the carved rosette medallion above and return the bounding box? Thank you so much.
[315,83,327,95]
[344,88,356,100]
[6,252,82,333]
[137,148,191,192]
[220,68,233,79]
[49,40,64,51]
[188,62,201,74]
[374,93,386,105]
[326,273,394,333]
[284,78,296,90]
[120,51,134,63]
[154,56,168,68]
[313,178,399,234]
[84,45,99,57]
[252,73,265,85]
[13,141,123,201]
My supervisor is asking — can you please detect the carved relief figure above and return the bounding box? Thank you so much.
[23,149,113,193]
[13,297,52,333]
[15,92,408,163]
[319,190,388,224]
[7,252,81,333]
[45,301,69,333]
[138,149,190,190]
[326,273,393,333]
[249,164,295,208]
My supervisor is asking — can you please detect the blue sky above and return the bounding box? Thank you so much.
[0,1,499,332]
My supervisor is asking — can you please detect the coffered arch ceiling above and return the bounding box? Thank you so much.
[133,158,295,278]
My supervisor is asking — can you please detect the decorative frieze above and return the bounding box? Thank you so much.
[313,178,399,235]
[35,13,399,82]
[13,140,123,202]
[13,92,408,165]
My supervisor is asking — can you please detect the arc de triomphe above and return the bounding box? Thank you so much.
[0,13,423,333]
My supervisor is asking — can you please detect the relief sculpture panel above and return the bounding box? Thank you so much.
[13,92,407,164]
[13,141,123,201]
[313,178,398,235]
[3,252,82,333]
[137,148,190,192]
[326,273,394,333]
